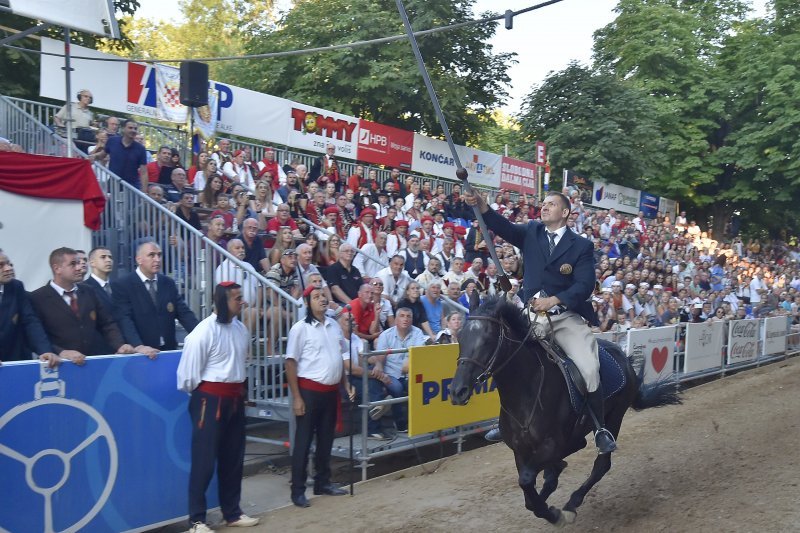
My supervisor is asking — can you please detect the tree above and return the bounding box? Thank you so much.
[234,0,514,146]
[516,62,666,188]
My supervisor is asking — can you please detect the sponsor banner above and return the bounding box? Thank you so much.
[534,141,546,165]
[154,64,188,123]
[591,181,641,214]
[564,170,593,206]
[639,191,660,219]
[762,316,788,356]
[659,197,678,221]
[499,156,537,194]
[727,319,759,364]
[287,104,359,158]
[408,344,499,436]
[411,134,500,188]
[684,321,724,373]
[0,353,215,532]
[627,326,676,385]
[356,119,413,169]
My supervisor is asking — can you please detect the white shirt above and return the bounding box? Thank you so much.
[376,267,411,303]
[353,243,388,279]
[176,314,249,392]
[386,233,407,256]
[285,316,345,385]
[49,280,78,306]
[346,223,375,248]
[545,225,568,249]
[749,277,765,303]
[90,273,111,292]
[215,260,259,305]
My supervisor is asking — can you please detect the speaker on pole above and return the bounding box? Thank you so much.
[179,61,208,107]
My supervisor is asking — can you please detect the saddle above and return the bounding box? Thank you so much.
[540,338,627,413]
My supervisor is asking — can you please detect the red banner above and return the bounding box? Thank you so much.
[500,156,538,195]
[356,119,414,169]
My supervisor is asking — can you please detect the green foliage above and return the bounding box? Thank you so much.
[518,0,800,237]
[234,0,514,145]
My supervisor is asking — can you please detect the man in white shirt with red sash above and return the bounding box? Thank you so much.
[177,282,259,532]
[286,285,356,508]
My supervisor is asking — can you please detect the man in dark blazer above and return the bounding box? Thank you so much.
[113,241,198,351]
[80,246,120,356]
[29,247,140,363]
[0,249,56,363]
[465,190,616,454]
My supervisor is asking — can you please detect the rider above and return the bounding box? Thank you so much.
[464,190,616,454]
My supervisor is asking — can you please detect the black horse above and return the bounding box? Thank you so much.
[450,297,681,527]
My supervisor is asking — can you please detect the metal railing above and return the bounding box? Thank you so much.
[5,96,190,162]
[2,95,301,437]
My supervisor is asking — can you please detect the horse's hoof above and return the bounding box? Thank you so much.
[561,510,576,524]
[549,507,567,529]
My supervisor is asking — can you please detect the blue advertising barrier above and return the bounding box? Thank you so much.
[0,352,217,533]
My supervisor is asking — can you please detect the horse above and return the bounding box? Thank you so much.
[450,296,681,527]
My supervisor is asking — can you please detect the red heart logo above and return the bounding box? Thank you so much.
[651,347,669,373]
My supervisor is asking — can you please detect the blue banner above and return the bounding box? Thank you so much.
[639,191,660,219]
[0,352,217,532]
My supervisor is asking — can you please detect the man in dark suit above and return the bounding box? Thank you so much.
[113,241,198,351]
[0,249,57,364]
[465,190,616,454]
[308,143,340,190]
[80,246,123,356]
[29,247,141,363]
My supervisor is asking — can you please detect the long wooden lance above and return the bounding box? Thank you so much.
[393,0,512,292]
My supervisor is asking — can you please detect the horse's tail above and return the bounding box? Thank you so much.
[631,358,682,411]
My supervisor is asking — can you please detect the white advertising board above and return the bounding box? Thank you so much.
[411,133,501,188]
[762,316,788,356]
[591,181,641,215]
[684,321,724,373]
[627,326,676,385]
[8,0,119,38]
[727,319,759,364]
[285,103,359,158]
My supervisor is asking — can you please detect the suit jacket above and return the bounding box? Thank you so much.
[80,277,115,355]
[29,283,125,355]
[112,272,198,350]
[483,209,598,325]
[0,279,53,361]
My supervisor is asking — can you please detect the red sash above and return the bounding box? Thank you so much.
[197,381,245,398]
[298,377,343,433]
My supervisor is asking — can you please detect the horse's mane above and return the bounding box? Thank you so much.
[474,295,530,335]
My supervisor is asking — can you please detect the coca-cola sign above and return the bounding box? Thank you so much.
[727,319,759,364]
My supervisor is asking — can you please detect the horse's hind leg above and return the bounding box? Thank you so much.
[514,452,567,526]
[540,460,568,502]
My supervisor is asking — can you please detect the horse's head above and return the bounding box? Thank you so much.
[450,296,529,405]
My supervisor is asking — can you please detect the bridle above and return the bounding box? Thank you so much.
[457,315,535,383]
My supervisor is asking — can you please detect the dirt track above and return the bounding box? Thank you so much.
[250,357,800,532]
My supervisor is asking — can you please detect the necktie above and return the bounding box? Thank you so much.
[146,279,157,306]
[104,283,112,297]
[66,289,79,316]
[547,231,557,255]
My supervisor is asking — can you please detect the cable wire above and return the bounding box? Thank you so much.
[1,0,566,64]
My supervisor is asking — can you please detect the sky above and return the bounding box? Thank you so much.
[135,0,769,112]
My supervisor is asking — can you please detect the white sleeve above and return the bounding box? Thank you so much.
[285,322,305,361]
[386,235,398,256]
[222,161,237,180]
[346,226,360,248]
[176,322,212,392]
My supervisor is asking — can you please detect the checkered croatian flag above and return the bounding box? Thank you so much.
[155,64,188,123]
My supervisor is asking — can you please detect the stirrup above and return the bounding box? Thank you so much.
[594,428,617,454]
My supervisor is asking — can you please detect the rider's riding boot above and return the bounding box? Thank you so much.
[485,426,502,442]
[586,389,617,454]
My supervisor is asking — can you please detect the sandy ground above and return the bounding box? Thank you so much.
[238,357,800,532]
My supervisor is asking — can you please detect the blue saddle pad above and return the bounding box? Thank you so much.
[564,343,627,412]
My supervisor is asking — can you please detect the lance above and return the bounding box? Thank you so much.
[393,0,512,292]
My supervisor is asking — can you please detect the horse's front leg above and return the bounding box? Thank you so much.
[562,452,612,522]
[514,452,567,526]
[540,460,568,502]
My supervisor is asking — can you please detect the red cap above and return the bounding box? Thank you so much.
[360,208,377,218]
[421,216,434,224]
[443,222,455,229]
[303,284,320,298]
[454,226,467,235]
[258,167,273,178]
[324,206,339,216]
[233,149,244,158]
[395,220,409,228]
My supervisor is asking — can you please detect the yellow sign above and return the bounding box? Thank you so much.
[408,344,500,436]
